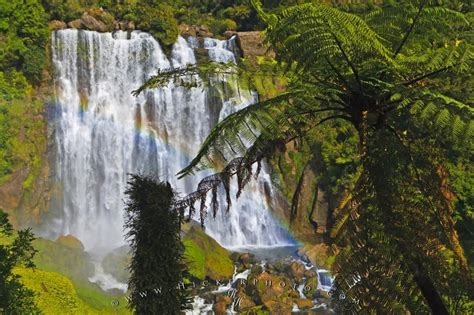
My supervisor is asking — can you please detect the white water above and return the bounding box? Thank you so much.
[48,29,293,253]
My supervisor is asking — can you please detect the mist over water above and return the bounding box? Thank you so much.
[48,29,293,253]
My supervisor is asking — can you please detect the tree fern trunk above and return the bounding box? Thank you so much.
[412,274,449,315]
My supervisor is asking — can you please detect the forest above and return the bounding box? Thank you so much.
[0,0,473,314]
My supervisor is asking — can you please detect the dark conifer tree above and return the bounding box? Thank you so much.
[124,175,189,314]
[0,209,40,314]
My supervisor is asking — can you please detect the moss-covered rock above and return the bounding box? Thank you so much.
[246,271,298,314]
[32,237,93,283]
[304,276,319,299]
[183,224,234,281]
[102,245,130,284]
[14,267,95,314]
[298,243,330,269]
[15,267,131,314]
[56,234,84,250]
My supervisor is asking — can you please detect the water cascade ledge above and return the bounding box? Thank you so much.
[46,29,295,253]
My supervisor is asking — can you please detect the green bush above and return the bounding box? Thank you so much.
[209,18,237,35]
[0,0,49,84]
[134,3,179,46]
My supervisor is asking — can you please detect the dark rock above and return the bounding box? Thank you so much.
[236,264,246,274]
[197,30,213,37]
[230,252,241,262]
[315,289,331,299]
[250,264,263,276]
[224,30,238,39]
[288,261,305,280]
[239,253,256,265]
[304,276,319,299]
[304,268,317,278]
[235,293,256,312]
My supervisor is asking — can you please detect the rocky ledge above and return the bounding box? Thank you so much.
[48,11,272,62]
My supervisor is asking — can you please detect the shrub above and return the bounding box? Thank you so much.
[209,18,237,35]
[134,3,179,46]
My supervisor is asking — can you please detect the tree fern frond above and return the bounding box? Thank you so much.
[176,91,298,177]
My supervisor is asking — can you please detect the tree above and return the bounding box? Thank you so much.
[0,210,40,314]
[0,0,49,84]
[124,175,190,314]
[137,0,473,312]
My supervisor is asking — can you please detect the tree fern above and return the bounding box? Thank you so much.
[136,0,473,311]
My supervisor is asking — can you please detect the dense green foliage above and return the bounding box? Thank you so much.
[0,210,40,314]
[124,175,190,314]
[0,0,48,186]
[139,0,473,312]
[0,0,49,84]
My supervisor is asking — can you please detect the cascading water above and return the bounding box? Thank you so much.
[48,29,293,254]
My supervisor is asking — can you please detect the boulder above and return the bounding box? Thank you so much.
[182,224,234,280]
[213,302,228,314]
[68,19,83,29]
[288,261,305,280]
[239,253,256,265]
[230,252,241,262]
[304,276,319,299]
[215,294,232,305]
[304,268,317,278]
[86,8,114,30]
[247,271,296,314]
[197,29,213,37]
[224,30,238,39]
[49,20,67,30]
[264,300,293,314]
[102,245,130,283]
[81,14,108,32]
[235,293,256,312]
[235,31,275,59]
[33,238,93,283]
[298,243,330,269]
[296,298,314,310]
[56,234,84,250]
[67,9,115,32]
[178,24,197,37]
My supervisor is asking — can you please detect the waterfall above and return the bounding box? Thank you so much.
[49,29,293,252]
